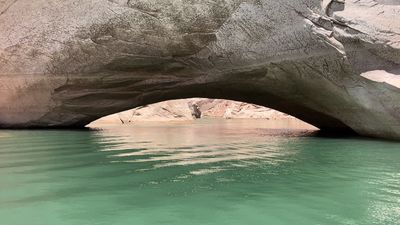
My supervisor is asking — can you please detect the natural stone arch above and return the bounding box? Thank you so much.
[0,0,399,140]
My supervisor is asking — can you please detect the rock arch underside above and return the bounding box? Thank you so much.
[0,0,399,139]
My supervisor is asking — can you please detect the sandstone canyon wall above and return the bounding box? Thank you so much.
[0,0,399,139]
[91,98,294,124]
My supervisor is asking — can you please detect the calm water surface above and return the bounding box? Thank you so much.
[0,119,400,225]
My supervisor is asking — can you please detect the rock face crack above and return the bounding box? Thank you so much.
[0,0,18,17]
[294,9,346,55]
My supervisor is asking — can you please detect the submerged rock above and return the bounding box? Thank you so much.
[0,0,399,139]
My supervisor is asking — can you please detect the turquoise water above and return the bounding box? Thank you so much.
[1,119,400,225]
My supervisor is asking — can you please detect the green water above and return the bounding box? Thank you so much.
[1,119,400,225]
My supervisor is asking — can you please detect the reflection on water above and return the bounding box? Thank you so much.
[0,119,400,225]
[95,119,314,169]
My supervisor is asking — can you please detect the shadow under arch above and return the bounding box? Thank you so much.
[69,79,353,134]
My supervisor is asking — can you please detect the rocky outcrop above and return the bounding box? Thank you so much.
[0,0,399,139]
[91,98,294,124]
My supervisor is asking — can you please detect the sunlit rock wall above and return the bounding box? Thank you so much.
[91,98,294,125]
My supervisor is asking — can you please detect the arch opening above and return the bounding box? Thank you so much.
[88,97,321,133]
[69,78,354,134]
[88,98,314,127]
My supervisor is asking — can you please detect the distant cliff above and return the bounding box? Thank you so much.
[91,99,293,125]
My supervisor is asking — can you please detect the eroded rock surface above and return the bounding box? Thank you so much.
[0,0,399,139]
